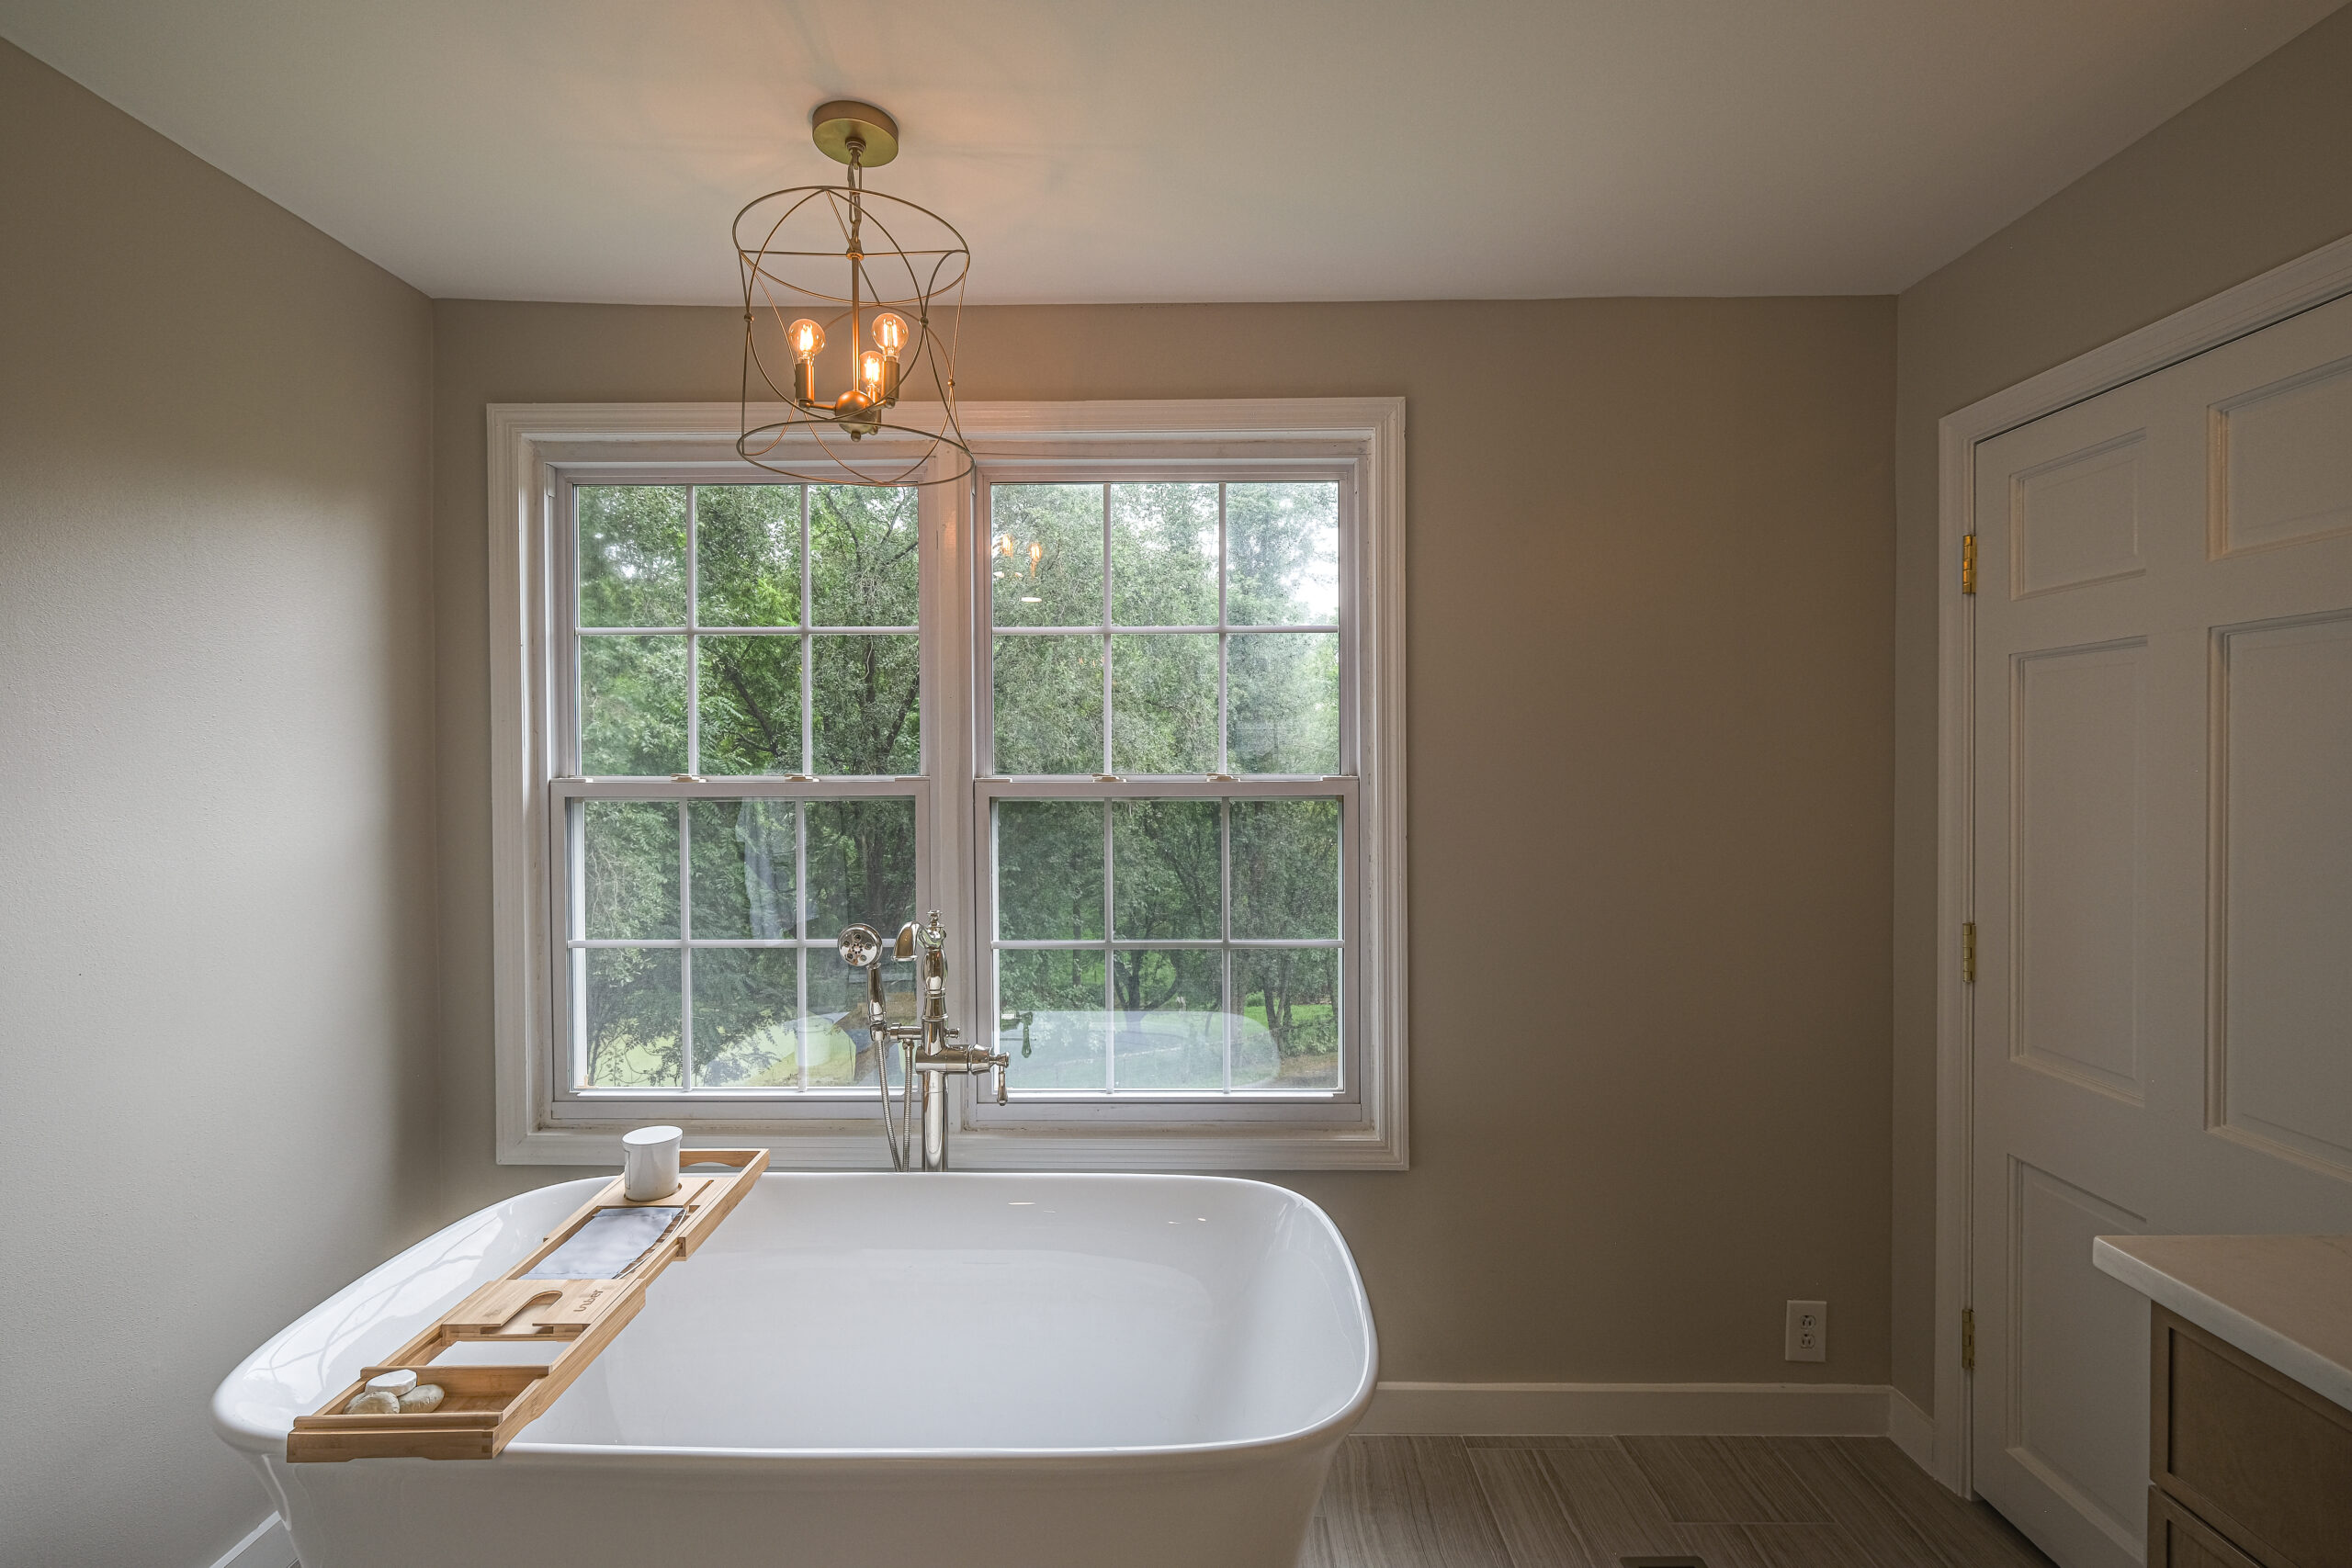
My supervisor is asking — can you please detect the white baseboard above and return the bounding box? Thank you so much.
[1885,1389,1938,1474]
[1357,1382,1901,1438]
[206,1513,295,1568]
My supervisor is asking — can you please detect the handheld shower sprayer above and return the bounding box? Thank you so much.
[837,922,911,1169]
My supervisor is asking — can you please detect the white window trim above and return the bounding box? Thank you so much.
[486,398,1408,1170]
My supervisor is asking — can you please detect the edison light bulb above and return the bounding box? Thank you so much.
[860,350,886,389]
[871,312,908,356]
[786,320,826,405]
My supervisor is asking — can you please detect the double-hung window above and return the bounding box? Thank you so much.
[976,476,1351,1113]
[490,400,1405,1168]
[559,481,924,1099]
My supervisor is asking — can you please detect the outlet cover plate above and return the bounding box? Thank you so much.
[1784,1299,1827,1362]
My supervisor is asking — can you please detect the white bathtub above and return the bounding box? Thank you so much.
[213,1173,1376,1568]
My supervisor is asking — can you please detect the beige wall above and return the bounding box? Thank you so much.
[1888,3,2352,1412]
[0,40,438,1568]
[434,295,1897,1385]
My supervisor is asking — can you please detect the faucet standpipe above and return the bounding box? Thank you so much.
[838,914,1009,1170]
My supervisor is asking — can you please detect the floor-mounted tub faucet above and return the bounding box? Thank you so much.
[838,914,1008,1170]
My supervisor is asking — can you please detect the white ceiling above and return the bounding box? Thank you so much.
[3,0,2340,303]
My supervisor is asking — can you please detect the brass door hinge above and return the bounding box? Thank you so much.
[1962,921,1977,984]
[1962,1306,1976,1371]
[1961,533,1977,595]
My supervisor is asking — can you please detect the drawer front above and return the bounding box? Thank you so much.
[2154,1307,2352,1568]
[2150,1489,2263,1568]
[2154,1495,2267,1568]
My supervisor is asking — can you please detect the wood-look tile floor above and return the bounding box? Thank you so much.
[1305,1437,2055,1568]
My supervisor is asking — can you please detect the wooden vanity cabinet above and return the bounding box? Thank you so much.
[2148,1305,2352,1568]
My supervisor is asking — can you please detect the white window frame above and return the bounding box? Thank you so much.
[487,399,1407,1169]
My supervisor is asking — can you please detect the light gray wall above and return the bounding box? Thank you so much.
[433,294,1898,1387]
[1888,2,2352,1413]
[0,39,439,1568]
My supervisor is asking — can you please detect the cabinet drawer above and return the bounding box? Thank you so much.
[2150,1489,2262,1568]
[2153,1306,2352,1568]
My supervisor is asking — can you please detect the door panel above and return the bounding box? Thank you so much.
[1971,288,2352,1568]
[2010,1159,2148,1557]
[2215,612,2352,1175]
[2214,357,2352,554]
[2012,640,2146,1100]
[2013,434,2149,596]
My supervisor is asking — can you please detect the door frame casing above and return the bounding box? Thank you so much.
[1929,231,2352,1495]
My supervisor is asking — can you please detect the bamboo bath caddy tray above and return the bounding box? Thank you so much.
[287,1147,770,1462]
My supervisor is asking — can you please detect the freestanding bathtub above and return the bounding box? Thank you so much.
[213,1173,1376,1568]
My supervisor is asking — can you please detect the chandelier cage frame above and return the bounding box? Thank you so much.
[735,137,975,488]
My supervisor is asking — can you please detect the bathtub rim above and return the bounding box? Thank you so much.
[213,1170,1377,1465]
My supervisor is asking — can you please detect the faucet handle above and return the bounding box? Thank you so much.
[990,1055,1009,1106]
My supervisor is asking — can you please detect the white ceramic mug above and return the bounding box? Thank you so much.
[621,1124,683,1201]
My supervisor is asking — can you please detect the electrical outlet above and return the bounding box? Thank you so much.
[1785,1300,1827,1363]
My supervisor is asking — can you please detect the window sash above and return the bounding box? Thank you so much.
[972,467,1359,783]
[967,763,1361,1124]
[542,758,929,1122]
[558,476,925,781]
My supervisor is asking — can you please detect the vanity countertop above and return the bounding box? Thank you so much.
[2093,1234,2352,1414]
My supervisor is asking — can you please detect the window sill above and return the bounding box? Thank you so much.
[499,1118,1407,1171]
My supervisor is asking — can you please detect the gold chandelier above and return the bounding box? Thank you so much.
[734,100,972,486]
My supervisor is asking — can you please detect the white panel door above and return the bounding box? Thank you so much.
[1971,289,2352,1568]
